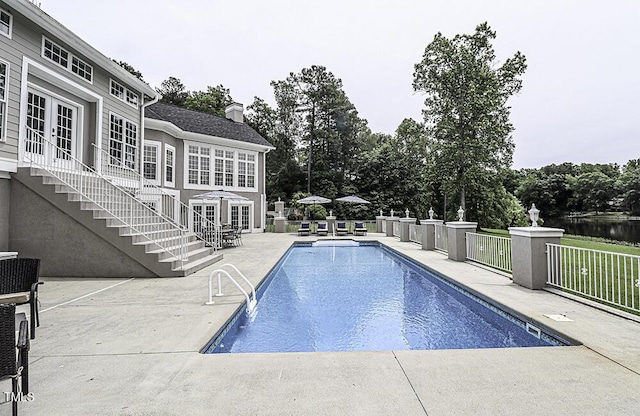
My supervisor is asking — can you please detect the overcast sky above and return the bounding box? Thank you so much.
[40,0,639,169]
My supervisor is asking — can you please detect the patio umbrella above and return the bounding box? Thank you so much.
[336,195,370,204]
[193,190,248,200]
[296,195,331,222]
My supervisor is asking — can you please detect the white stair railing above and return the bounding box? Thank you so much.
[24,127,190,266]
[206,264,257,314]
[92,144,220,250]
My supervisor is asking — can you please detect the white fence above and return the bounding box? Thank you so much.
[409,224,422,244]
[392,221,400,237]
[547,243,640,314]
[381,220,387,234]
[434,224,448,252]
[466,232,512,273]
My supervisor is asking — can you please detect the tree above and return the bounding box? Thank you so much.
[156,77,188,106]
[573,172,616,214]
[184,84,234,117]
[413,22,527,224]
[618,159,640,215]
[113,60,144,81]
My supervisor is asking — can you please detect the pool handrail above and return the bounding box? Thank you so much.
[206,265,257,314]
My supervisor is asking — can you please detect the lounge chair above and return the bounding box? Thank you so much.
[336,221,348,236]
[298,222,311,236]
[0,258,43,339]
[354,221,367,236]
[317,222,329,236]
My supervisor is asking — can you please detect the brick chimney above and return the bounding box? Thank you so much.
[225,102,244,123]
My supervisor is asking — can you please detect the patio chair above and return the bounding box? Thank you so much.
[0,258,42,340]
[222,228,237,248]
[354,221,368,236]
[298,222,311,236]
[336,221,349,236]
[317,222,329,236]
[0,303,30,416]
[234,227,243,246]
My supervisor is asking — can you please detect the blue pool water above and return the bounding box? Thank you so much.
[203,242,567,353]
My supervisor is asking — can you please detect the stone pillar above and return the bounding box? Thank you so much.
[326,216,336,236]
[399,218,416,242]
[420,219,443,251]
[446,222,478,262]
[375,216,386,233]
[274,200,285,218]
[385,217,399,237]
[508,227,564,290]
[274,216,286,233]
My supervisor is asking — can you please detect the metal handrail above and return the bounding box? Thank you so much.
[206,265,257,314]
[92,143,220,250]
[24,126,189,265]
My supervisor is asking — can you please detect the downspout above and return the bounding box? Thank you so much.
[262,147,272,231]
[139,93,160,189]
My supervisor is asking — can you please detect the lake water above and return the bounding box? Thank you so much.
[544,218,640,244]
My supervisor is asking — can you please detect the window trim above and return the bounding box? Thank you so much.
[108,111,139,171]
[164,143,175,188]
[110,79,139,109]
[0,59,8,142]
[41,36,93,84]
[0,7,12,39]
[142,140,161,185]
[183,140,259,191]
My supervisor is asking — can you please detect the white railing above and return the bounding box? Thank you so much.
[381,220,387,234]
[24,127,190,265]
[435,224,448,252]
[547,243,640,314]
[392,221,400,237]
[409,224,422,244]
[466,232,512,273]
[93,144,221,250]
[207,264,257,314]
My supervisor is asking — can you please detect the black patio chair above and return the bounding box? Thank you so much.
[0,303,30,416]
[0,258,43,339]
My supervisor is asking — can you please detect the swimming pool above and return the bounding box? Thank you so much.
[203,241,569,353]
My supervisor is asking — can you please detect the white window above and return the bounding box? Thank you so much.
[0,8,12,38]
[109,113,138,170]
[110,79,139,108]
[0,60,7,142]
[237,152,256,189]
[165,144,175,187]
[188,145,210,185]
[214,149,234,187]
[143,142,160,182]
[42,37,93,83]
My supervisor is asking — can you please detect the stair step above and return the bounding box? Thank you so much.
[173,252,223,276]
[160,245,214,266]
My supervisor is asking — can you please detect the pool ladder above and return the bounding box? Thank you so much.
[207,264,257,314]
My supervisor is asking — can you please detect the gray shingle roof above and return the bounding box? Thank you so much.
[145,102,273,148]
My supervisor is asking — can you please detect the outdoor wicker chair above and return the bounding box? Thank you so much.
[317,222,329,236]
[336,221,349,236]
[0,258,43,339]
[0,303,30,416]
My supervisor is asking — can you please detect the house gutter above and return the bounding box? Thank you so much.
[138,94,160,186]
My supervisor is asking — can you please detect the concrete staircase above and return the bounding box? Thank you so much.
[13,166,222,277]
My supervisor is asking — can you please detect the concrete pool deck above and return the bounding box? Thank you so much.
[4,232,640,415]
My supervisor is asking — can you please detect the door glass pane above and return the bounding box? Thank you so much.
[231,206,239,228]
[56,104,73,159]
[26,92,46,155]
[241,206,250,230]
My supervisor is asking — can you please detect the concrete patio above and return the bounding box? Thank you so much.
[3,232,640,415]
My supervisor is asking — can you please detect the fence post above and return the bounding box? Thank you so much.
[376,215,386,233]
[274,216,286,233]
[508,227,564,289]
[326,215,336,235]
[446,222,478,261]
[386,216,399,237]
[399,217,416,242]
[420,219,443,250]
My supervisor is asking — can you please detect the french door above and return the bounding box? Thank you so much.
[25,90,78,166]
[230,204,252,231]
